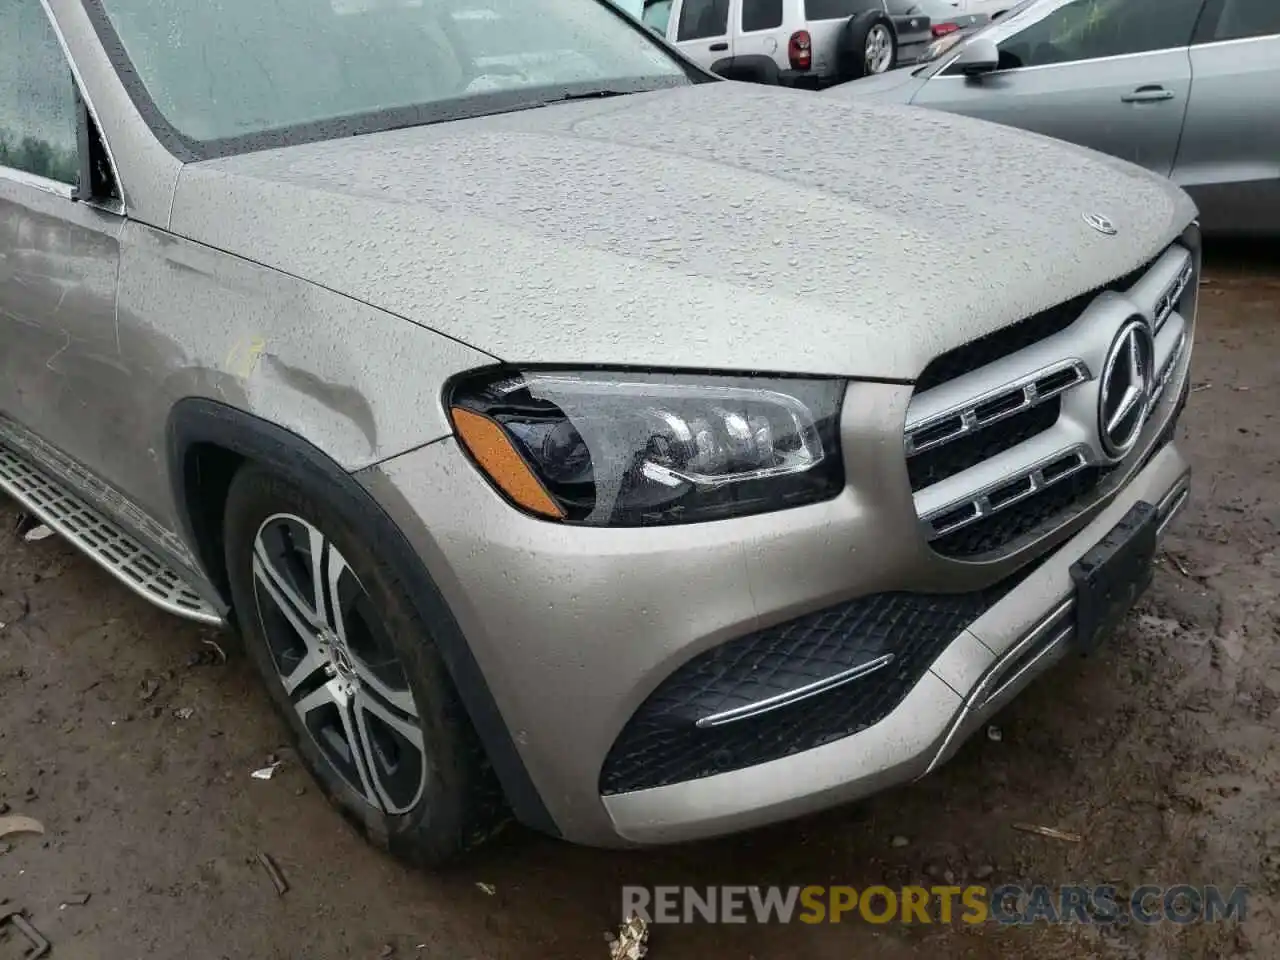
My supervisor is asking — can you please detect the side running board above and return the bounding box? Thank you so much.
[0,444,223,626]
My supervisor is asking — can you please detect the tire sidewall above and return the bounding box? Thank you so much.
[223,465,484,865]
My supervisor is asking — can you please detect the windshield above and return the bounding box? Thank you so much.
[89,0,692,157]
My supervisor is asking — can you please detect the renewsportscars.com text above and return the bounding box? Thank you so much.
[621,884,1249,926]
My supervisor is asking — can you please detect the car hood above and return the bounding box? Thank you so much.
[823,67,925,102]
[170,82,1196,379]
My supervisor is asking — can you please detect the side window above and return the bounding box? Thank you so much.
[1205,0,1280,42]
[0,1,79,184]
[677,0,729,39]
[643,0,675,35]
[742,0,784,31]
[995,0,1201,69]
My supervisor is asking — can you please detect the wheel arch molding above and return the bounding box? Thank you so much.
[164,397,560,837]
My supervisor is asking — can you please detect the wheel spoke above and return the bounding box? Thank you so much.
[295,679,382,810]
[337,686,381,808]
[353,703,397,812]
[254,542,321,631]
[357,688,424,752]
[306,523,328,624]
[358,688,426,815]
[350,652,418,717]
[294,679,339,722]
[324,542,353,643]
[253,554,324,649]
[280,647,329,696]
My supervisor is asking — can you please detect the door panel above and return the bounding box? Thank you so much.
[915,52,1192,175]
[733,0,786,71]
[0,0,126,473]
[0,182,124,464]
[914,0,1203,175]
[672,0,733,69]
[1174,4,1280,234]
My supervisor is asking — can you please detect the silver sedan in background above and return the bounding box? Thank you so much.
[830,0,1280,235]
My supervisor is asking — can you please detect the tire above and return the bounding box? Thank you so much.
[837,14,898,81]
[222,463,505,866]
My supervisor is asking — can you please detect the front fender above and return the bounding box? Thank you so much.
[117,220,496,492]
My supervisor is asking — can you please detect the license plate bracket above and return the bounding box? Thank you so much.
[1069,501,1158,654]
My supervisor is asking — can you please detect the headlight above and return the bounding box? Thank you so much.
[448,370,845,526]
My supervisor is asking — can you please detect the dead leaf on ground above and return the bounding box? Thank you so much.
[606,915,649,959]
[0,815,46,840]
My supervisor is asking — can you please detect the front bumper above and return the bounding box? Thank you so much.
[360,335,1191,846]
[603,446,1188,843]
[777,70,829,90]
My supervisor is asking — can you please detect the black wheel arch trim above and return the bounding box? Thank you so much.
[853,9,896,33]
[709,56,735,77]
[709,55,782,84]
[165,397,560,838]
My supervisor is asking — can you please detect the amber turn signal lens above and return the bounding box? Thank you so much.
[451,407,566,519]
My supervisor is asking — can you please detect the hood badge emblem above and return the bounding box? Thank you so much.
[1083,212,1118,236]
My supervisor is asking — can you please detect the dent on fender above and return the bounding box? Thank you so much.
[115,220,492,477]
[259,352,380,455]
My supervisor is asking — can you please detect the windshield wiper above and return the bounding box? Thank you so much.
[487,81,679,120]
[544,89,633,104]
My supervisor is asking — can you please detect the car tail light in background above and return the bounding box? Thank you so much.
[932,22,960,37]
[788,30,812,71]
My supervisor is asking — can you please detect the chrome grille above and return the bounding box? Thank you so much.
[907,401,1060,492]
[905,359,1087,457]
[907,244,1196,557]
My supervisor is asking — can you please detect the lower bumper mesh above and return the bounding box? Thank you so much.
[599,578,1020,795]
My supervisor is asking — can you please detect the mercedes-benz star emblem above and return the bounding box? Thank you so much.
[1083,212,1118,236]
[1098,319,1155,460]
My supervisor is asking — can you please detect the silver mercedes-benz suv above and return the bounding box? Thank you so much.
[1,0,1196,862]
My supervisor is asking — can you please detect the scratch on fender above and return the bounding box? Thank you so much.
[226,336,266,379]
[46,330,71,371]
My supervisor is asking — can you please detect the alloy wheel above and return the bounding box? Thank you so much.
[251,513,427,815]
[865,25,894,74]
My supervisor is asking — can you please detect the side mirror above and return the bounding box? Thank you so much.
[954,37,999,76]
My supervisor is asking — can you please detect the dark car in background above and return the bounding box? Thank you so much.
[893,0,992,62]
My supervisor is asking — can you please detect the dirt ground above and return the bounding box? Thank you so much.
[2,244,1279,960]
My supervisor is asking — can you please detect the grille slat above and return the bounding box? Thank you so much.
[931,466,1112,559]
[907,400,1060,492]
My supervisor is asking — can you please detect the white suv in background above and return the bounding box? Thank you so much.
[949,0,1019,17]
[640,0,923,87]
